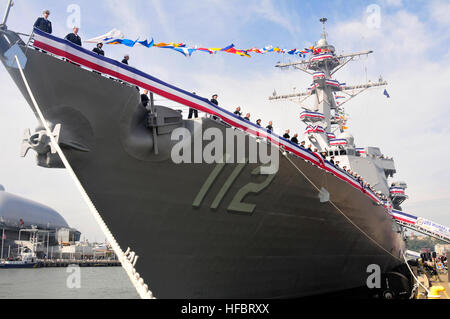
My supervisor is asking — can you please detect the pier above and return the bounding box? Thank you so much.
[416,271,450,299]
[413,251,449,299]
[1,258,121,268]
[38,259,121,268]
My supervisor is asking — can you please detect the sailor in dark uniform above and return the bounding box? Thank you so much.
[266,121,273,132]
[291,134,299,144]
[234,107,242,116]
[65,27,82,46]
[92,43,105,56]
[283,130,290,139]
[33,10,52,34]
[122,55,130,64]
[209,95,219,120]
[188,92,198,119]
[141,90,150,108]
[329,156,335,165]
[210,94,219,105]
[244,113,251,121]
[90,43,105,75]
[300,141,306,148]
[256,119,262,126]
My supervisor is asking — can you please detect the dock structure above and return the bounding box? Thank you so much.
[416,271,450,299]
[38,259,121,268]
[414,252,449,299]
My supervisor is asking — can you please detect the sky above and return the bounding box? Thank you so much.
[0,0,449,241]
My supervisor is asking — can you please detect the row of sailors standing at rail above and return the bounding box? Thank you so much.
[187,94,217,119]
[213,100,389,201]
[146,91,387,202]
[225,105,389,201]
[29,11,399,203]
[34,10,80,46]
[232,106,303,145]
[32,10,331,150]
[180,95,389,202]
[33,10,132,67]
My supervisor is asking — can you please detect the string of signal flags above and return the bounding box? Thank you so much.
[85,28,330,58]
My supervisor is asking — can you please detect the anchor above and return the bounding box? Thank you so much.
[20,124,61,157]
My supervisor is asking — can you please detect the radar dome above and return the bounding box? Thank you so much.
[316,38,328,48]
[339,132,355,146]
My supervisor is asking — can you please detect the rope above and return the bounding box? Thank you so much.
[402,253,429,296]
[14,55,155,299]
[283,150,401,260]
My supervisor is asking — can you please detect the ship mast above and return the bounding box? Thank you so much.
[270,18,387,152]
[320,17,328,41]
[0,0,14,29]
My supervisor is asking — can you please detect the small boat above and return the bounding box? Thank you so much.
[0,247,39,269]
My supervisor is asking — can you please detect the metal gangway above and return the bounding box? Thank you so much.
[391,210,450,244]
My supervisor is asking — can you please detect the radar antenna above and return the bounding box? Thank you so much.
[0,0,14,28]
[319,17,328,40]
[269,18,388,151]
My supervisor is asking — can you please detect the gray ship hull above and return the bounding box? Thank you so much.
[0,31,405,298]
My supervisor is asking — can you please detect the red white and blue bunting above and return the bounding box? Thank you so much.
[356,147,366,154]
[327,132,336,139]
[390,187,405,194]
[32,28,387,209]
[304,125,326,134]
[308,83,320,91]
[391,210,450,240]
[313,71,325,79]
[329,138,348,146]
[308,79,342,91]
[325,79,341,89]
[391,210,417,224]
[310,53,335,62]
[299,111,325,120]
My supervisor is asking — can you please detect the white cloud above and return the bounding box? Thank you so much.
[379,0,403,7]
[329,9,450,226]
[429,0,450,27]
[251,0,302,39]
[149,0,175,38]
[101,0,151,37]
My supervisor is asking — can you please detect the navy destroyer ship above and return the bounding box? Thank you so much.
[0,7,412,298]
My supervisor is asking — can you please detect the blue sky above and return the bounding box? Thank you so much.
[0,0,449,240]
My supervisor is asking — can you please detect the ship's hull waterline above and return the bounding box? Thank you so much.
[0,33,405,298]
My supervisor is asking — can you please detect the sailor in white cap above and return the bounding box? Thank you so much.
[33,9,52,34]
[65,26,82,46]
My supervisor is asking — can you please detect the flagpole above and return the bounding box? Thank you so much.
[46,231,49,258]
[1,0,14,27]
[1,228,4,260]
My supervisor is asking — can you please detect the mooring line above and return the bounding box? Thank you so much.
[283,150,401,260]
[14,55,154,299]
[403,252,429,296]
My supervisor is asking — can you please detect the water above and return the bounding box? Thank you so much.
[0,267,139,299]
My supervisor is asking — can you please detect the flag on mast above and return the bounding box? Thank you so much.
[383,89,390,98]
[85,29,124,43]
